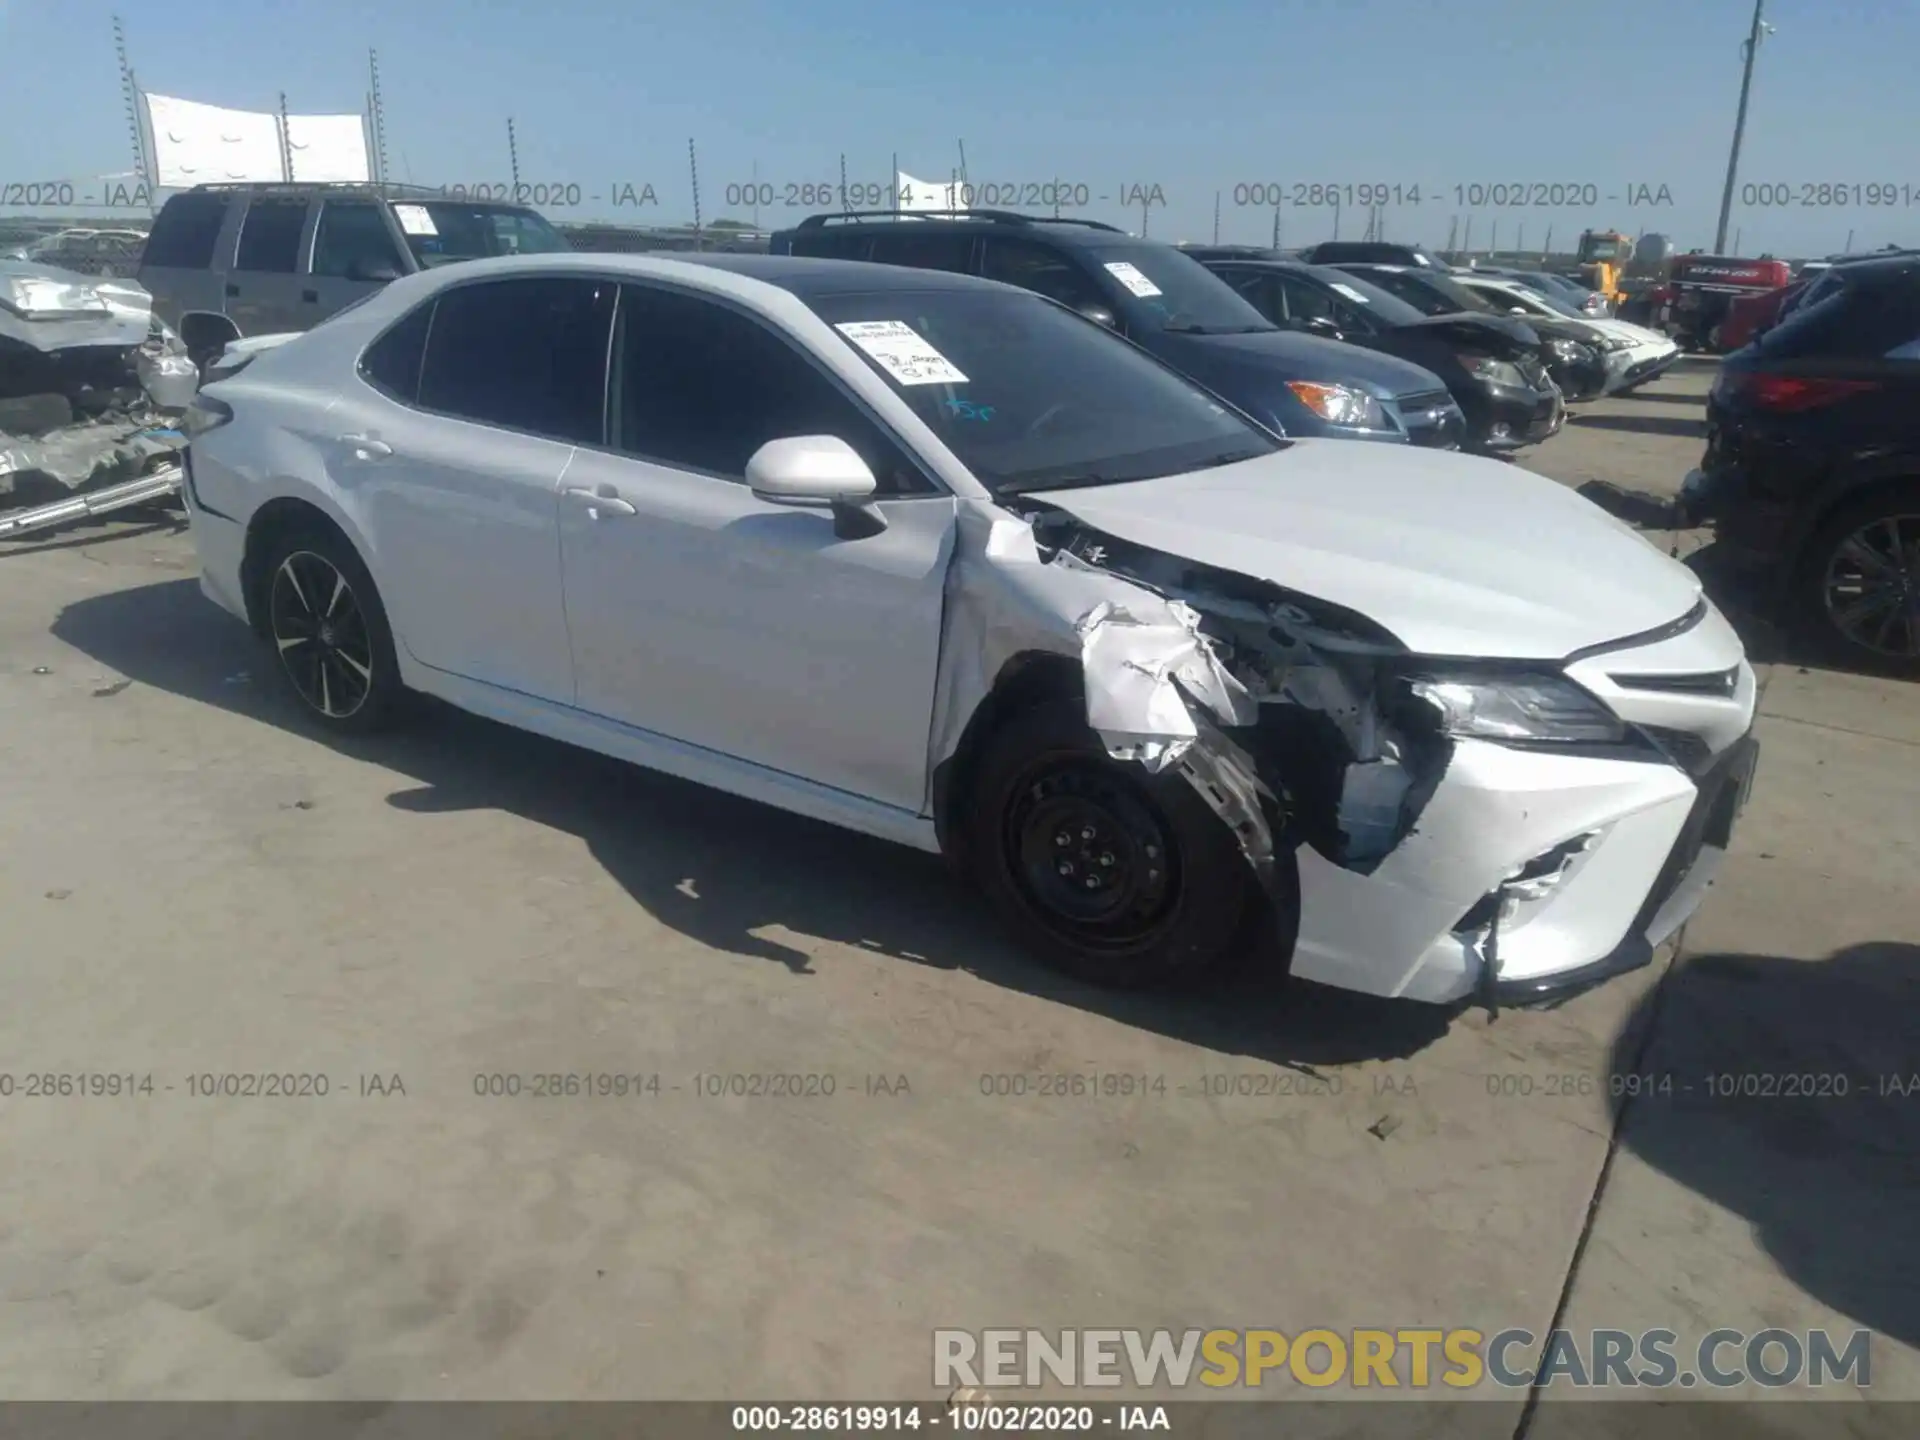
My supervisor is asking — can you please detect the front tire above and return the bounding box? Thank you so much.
[965,701,1263,989]
[1797,487,1920,678]
[258,524,407,732]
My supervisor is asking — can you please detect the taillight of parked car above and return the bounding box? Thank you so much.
[1726,375,1883,412]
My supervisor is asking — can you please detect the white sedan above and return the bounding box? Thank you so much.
[1454,274,1681,393]
[179,252,1757,1007]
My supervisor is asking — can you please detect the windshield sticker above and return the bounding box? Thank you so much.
[943,398,995,420]
[1103,262,1163,298]
[834,320,968,385]
[1329,282,1371,304]
[393,204,438,237]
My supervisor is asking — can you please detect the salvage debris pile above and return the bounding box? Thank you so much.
[1,259,197,514]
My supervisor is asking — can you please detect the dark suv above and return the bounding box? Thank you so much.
[1297,241,1452,270]
[1681,253,1920,673]
[138,183,570,365]
[769,211,1465,447]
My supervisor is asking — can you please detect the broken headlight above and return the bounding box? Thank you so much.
[1404,671,1626,745]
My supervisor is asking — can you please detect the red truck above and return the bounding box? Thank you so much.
[1647,254,1793,352]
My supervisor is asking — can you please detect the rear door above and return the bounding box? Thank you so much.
[226,197,313,335]
[304,199,410,324]
[336,275,614,702]
[864,229,977,274]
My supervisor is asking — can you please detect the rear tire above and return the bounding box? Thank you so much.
[965,701,1265,989]
[256,522,408,733]
[1795,487,1920,678]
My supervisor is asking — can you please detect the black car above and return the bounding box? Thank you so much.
[1680,254,1920,673]
[1192,254,1563,456]
[769,211,1466,448]
[1332,263,1611,401]
[1297,241,1452,270]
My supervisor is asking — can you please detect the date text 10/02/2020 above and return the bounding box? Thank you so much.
[722,181,1168,210]
[1229,181,1675,209]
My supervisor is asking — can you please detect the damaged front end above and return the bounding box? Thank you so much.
[927,498,1456,959]
[0,259,197,541]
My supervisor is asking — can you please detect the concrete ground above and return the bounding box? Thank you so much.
[0,363,1913,1425]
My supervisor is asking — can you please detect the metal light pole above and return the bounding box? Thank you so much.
[1713,0,1773,254]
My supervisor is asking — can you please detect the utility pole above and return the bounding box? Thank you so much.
[506,117,521,199]
[279,93,295,182]
[1212,190,1221,244]
[688,138,703,239]
[367,49,390,188]
[1714,0,1771,254]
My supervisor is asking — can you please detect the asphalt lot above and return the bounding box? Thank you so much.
[0,361,1914,1420]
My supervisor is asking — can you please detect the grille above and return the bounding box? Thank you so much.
[1610,668,1740,699]
[1399,389,1453,414]
[1640,725,1715,777]
[1517,356,1550,386]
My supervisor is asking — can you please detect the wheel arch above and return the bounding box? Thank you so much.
[240,497,368,640]
[930,650,1085,870]
[1789,469,1920,577]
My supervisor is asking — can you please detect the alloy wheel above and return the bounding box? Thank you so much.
[1822,512,1920,659]
[1004,760,1181,952]
[269,550,376,718]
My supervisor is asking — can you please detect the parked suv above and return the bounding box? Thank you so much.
[1298,241,1451,270]
[139,183,570,365]
[1681,253,1920,673]
[769,211,1466,448]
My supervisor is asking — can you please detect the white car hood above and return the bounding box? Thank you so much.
[1028,442,1703,660]
[1578,316,1676,350]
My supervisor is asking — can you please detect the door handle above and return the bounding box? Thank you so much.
[225,283,240,297]
[562,484,637,517]
[302,289,319,303]
[339,434,393,460]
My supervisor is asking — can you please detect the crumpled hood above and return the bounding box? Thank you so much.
[1027,442,1703,660]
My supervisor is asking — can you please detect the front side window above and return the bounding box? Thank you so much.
[807,287,1280,496]
[613,284,932,494]
[416,278,613,443]
[233,199,308,273]
[313,202,407,280]
[393,203,570,269]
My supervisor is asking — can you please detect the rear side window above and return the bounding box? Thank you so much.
[143,193,228,269]
[867,230,975,273]
[358,302,434,402]
[234,199,308,273]
[1760,283,1920,358]
[417,277,614,443]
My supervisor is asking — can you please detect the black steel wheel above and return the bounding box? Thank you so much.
[257,523,406,731]
[965,701,1272,990]
[1801,491,1920,677]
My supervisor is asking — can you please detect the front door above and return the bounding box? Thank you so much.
[304,199,408,325]
[557,283,955,813]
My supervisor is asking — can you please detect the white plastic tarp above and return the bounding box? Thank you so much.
[897,171,963,212]
[144,94,370,186]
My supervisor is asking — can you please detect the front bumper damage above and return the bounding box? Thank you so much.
[928,501,1757,1009]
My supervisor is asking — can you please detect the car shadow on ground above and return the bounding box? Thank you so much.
[1607,942,1920,1347]
[50,577,1455,1069]
[1609,389,1703,407]
[1570,413,1707,440]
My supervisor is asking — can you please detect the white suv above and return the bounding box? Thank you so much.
[179,252,1757,1008]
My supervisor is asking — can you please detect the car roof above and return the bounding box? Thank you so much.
[374,249,1011,304]
[774,211,1152,250]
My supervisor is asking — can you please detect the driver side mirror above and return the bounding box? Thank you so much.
[1303,316,1345,341]
[1509,306,1528,316]
[746,435,887,539]
[348,256,404,283]
[1077,304,1118,329]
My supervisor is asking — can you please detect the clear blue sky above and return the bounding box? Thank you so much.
[4,0,1916,256]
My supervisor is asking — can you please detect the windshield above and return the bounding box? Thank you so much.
[1083,244,1278,335]
[1299,265,1426,325]
[806,287,1279,495]
[1494,283,1583,319]
[392,202,571,267]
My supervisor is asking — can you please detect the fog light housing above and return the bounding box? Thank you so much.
[1453,832,1600,933]
[1490,421,1512,440]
